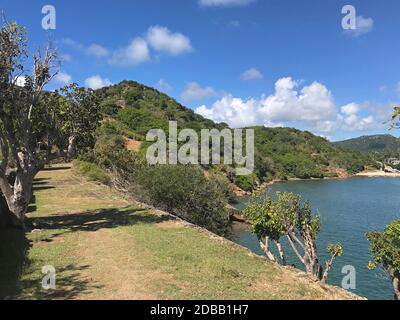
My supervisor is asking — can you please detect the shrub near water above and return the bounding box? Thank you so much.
[80,132,231,235]
[135,165,230,235]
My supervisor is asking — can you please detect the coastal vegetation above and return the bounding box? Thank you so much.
[244,192,343,283]
[92,81,373,187]
[0,165,357,300]
[367,220,400,300]
[1,19,398,301]
[335,134,400,154]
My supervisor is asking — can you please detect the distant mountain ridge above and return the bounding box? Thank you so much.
[334,134,400,153]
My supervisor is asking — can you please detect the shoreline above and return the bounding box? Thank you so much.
[233,170,400,198]
[355,170,400,177]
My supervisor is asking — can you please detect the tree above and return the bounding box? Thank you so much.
[367,220,400,300]
[244,192,343,283]
[0,20,100,228]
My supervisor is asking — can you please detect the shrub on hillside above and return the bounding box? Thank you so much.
[72,160,110,185]
[234,174,258,192]
[86,133,230,235]
[134,165,230,235]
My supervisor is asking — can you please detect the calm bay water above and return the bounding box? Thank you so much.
[231,177,400,300]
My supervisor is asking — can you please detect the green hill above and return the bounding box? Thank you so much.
[334,135,400,153]
[252,127,370,180]
[92,81,371,183]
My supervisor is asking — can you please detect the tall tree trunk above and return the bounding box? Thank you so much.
[259,236,276,262]
[0,171,34,229]
[392,274,400,301]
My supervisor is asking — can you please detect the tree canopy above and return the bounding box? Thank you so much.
[367,220,400,300]
[244,192,343,283]
[0,20,100,227]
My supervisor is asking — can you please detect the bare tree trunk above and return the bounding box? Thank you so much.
[321,255,335,284]
[0,168,34,229]
[392,273,400,301]
[303,231,320,279]
[259,236,276,262]
[274,240,286,265]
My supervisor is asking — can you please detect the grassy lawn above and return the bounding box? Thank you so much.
[0,165,357,300]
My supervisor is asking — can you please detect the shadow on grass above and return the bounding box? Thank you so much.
[0,228,30,299]
[18,263,103,300]
[0,232,102,300]
[41,166,71,171]
[32,178,55,192]
[1,205,173,299]
[29,207,173,242]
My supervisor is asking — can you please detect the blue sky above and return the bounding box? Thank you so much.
[2,0,400,141]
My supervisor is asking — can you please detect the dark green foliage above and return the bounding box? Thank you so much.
[335,134,400,166]
[234,174,258,192]
[208,172,237,204]
[335,135,400,153]
[94,134,126,168]
[95,80,225,139]
[93,81,372,191]
[72,160,110,185]
[367,220,400,300]
[135,165,230,235]
[83,130,230,235]
[367,220,400,272]
[252,127,370,179]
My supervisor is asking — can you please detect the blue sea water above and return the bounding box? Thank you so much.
[231,177,400,300]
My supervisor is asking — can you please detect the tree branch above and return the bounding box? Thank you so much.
[287,234,305,264]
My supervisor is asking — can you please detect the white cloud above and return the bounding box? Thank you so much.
[146,26,193,56]
[54,72,72,85]
[196,96,258,127]
[181,82,218,102]
[108,37,150,66]
[339,113,375,131]
[14,76,26,87]
[196,77,390,136]
[62,26,192,67]
[199,0,256,7]
[344,16,374,37]
[84,75,112,89]
[341,103,360,115]
[86,44,109,58]
[196,77,337,128]
[156,79,173,93]
[241,68,263,81]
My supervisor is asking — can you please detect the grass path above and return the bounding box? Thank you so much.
[1,164,358,300]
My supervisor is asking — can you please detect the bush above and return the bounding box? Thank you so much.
[94,134,127,168]
[209,172,237,204]
[135,165,230,235]
[72,160,110,185]
[234,174,258,192]
[87,135,230,235]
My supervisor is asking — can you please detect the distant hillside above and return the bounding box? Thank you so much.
[93,81,372,184]
[334,135,400,153]
[252,127,371,180]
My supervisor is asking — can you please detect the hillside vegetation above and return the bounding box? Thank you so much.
[0,165,359,300]
[92,81,371,185]
[335,134,400,154]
